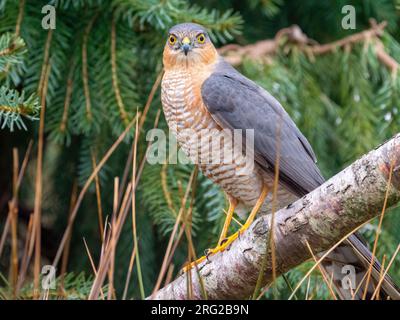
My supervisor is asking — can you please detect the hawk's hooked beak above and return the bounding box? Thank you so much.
[181,37,192,56]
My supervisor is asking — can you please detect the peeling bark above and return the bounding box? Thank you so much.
[149,134,400,300]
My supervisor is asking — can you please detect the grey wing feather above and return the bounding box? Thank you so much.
[201,59,324,196]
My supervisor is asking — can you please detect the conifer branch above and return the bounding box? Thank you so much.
[82,14,98,122]
[111,15,129,126]
[219,20,399,74]
[15,0,25,37]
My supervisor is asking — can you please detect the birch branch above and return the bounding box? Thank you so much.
[149,134,400,300]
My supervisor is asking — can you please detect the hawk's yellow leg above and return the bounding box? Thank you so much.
[182,184,269,272]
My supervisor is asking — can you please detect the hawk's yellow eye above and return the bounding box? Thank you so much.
[168,35,177,45]
[197,33,205,44]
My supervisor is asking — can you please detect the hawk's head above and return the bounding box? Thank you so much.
[163,23,218,69]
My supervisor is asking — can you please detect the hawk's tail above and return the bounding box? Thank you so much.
[320,233,400,300]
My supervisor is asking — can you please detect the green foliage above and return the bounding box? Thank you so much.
[0,32,26,71]
[0,0,399,300]
[263,265,331,300]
